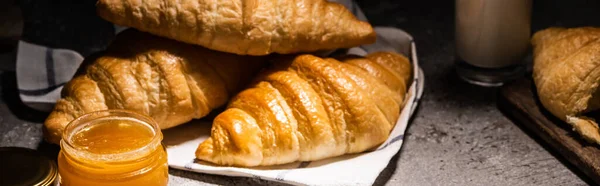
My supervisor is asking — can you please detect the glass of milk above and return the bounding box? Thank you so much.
[455,0,532,87]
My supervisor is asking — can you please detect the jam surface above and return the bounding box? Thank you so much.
[71,119,154,154]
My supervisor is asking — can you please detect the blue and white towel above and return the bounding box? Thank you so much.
[15,1,424,185]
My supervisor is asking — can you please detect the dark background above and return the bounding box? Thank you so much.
[7,0,600,58]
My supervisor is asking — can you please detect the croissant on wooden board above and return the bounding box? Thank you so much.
[96,0,376,56]
[532,27,600,144]
[195,51,412,167]
[43,29,266,144]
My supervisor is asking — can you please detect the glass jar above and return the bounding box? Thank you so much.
[57,110,168,186]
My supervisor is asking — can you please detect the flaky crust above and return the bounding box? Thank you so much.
[96,0,376,56]
[195,52,411,167]
[43,29,266,144]
[532,27,600,144]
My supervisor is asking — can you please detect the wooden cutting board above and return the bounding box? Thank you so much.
[498,77,600,184]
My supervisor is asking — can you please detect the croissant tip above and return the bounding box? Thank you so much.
[42,123,61,145]
[195,138,214,159]
[356,22,377,44]
[362,31,377,44]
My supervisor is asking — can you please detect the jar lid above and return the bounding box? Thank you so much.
[0,147,57,186]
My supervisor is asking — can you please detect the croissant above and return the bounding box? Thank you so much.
[195,51,411,167]
[532,27,600,144]
[96,0,376,56]
[43,29,266,144]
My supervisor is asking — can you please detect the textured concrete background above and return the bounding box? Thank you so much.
[2,0,600,185]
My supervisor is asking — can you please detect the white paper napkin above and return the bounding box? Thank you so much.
[163,26,425,186]
[163,64,423,186]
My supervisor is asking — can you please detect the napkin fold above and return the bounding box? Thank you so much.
[16,40,83,111]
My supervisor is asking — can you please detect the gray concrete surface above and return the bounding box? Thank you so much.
[2,0,598,185]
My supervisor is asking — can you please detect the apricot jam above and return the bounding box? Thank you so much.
[58,110,168,186]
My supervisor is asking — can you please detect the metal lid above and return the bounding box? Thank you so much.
[0,147,57,186]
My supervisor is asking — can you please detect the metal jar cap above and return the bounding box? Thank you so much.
[0,147,57,186]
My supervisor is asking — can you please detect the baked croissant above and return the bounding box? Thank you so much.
[196,51,412,167]
[96,0,376,56]
[43,29,266,144]
[532,27,600,144]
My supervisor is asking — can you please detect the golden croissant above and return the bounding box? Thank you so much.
[196,51,412,167]
[43,29,266,144]
[96,0,376,56]
[532,27,600,144]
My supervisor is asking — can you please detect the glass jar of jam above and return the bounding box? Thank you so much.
[57,110,168,186]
